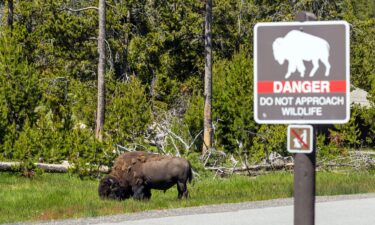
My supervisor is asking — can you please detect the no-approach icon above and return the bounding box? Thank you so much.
[287,125,313,153]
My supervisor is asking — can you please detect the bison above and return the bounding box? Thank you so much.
[98,151,193,201]
[130,156,193,200]
[98,151,158,200]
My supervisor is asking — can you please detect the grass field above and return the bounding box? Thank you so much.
[1,170,375,224]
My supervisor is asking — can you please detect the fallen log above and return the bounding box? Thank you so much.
[206,162,295,176]
[0,161,109,173]
[206,158,375,176]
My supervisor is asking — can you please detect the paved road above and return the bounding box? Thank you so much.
[98,196,375,225]
[26,193,375,225]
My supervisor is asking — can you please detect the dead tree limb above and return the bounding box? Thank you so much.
[0,162,109,173]
[63,6,99,12]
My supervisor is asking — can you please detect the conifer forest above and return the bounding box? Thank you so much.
[0,0,374,176]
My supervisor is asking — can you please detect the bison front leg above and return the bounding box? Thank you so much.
[132,185,152,200]
[285,62,297,79]
[297,61,306,77]
[144,188,152,200]
[132,185,146,200]
[320,56,331,76]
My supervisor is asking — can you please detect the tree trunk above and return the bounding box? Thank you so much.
[95,0,106,142]
[7,0,13,28]
[236,0,244,51]
[123,9,131,80]
[203,0,213,155]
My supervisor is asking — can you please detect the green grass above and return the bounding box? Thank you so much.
[1,170,375,224]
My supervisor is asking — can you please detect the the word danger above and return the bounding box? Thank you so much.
[274,81,329,93]
[257,80,346,94]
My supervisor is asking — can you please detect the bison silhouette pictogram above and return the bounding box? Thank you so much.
[272,30,331,79]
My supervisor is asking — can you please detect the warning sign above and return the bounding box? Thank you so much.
[287,125,313,153]
[254,21,350,124]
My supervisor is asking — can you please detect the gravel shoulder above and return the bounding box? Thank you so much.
[12,193,375,225]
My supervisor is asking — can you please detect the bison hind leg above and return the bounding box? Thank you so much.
[309,59,319,77]
[177,181,188,199]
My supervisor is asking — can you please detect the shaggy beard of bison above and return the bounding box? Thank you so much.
[98,176,153,201]
[98,176,133,200]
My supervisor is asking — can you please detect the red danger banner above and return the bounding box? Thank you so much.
[257,80,346,94]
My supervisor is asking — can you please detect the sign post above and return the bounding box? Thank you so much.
[254,11,350,225]
[294,13,317,225]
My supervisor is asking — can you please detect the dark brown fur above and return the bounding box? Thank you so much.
[98,151,159,200]
[98,151,193,201]
[98,175,131,200]
[129,156,193,200]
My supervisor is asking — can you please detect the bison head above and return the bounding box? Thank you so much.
[98,175,132,200]
[272,37,286,65]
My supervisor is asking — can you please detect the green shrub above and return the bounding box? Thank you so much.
[183,91,204,152]
[213,52,256,153]
[250,124,287,163]
[67,129,114,178]
[332,105,362,148]
[317,134,348,161]
[356,105,375,147]
[105,76,152,146]
[0,32,41,140]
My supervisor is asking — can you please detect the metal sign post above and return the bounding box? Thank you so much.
[294,12,316,225]
[294,126,316,225]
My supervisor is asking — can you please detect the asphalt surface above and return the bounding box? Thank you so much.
[15,193,375,225]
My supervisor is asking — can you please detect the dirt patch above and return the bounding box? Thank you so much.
[98,205,125,215]
[33,206,83,221]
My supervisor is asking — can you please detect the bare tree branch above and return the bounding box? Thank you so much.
[169,136,181,157]
[164,128,188,150]
[63,6,99,12]
[89,37,114,72]
[188,130,203,150]
[115,144,134,152]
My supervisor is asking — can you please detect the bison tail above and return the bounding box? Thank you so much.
[187,161,193,183]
